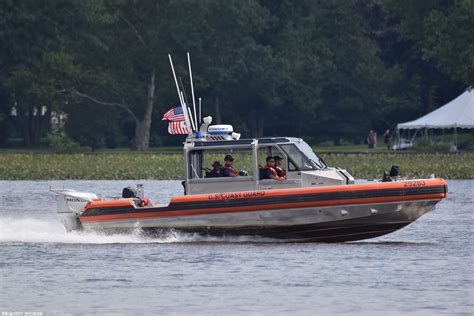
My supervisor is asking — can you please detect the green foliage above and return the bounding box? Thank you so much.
[412,140,452,152]
[0,152,472,180]
[0,0,471,149]
[323,152,474,179]
[46,133,84,154]
[422,0,474,84]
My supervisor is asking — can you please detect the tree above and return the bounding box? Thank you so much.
[58,0,174,151]
[0,0,75,146]
[379,0,466,121]
[422,0,474,85]
[162,0,279,137]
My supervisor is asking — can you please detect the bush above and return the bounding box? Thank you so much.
[46,133,86,153]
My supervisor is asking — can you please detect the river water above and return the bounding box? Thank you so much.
[0,180,472,315]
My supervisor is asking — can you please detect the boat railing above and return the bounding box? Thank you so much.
[188,176,254,184]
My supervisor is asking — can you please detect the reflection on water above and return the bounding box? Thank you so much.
[0,180,472,315]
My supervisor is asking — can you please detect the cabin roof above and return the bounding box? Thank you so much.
[190,137,294,147]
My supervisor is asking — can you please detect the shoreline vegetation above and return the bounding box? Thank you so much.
[2,151,472,180]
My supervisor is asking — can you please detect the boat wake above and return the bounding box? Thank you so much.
[0,216,278,244]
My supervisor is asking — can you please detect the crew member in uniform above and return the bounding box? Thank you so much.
[262,156,284,181]
[222,155,238,177]
[206,161,222,178]
[273,155,287,179]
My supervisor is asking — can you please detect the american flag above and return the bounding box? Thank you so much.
[168,120,191,135]
[162,106,190,134]
[162,106,186,122]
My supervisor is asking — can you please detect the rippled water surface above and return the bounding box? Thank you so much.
[0,180,473,315]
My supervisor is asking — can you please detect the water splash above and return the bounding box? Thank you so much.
[0,216,277,244]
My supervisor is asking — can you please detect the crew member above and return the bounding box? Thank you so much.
[273,155,287,179]
[222,155,238,177]
[262,156,284,181]
[206,161,223,178]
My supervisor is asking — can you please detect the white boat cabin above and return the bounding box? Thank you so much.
[183,124,354,195]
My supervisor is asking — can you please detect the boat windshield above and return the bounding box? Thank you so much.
[280,139,326,171]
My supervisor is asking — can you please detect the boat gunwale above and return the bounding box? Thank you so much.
[80,179,446,222]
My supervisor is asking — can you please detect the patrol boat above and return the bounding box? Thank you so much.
[51,117,447,242]
[51,53,447,242]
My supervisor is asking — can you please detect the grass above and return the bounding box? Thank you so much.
[1,152,472,180]
[322,152,473,179]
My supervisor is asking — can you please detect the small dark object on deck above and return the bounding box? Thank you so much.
[122,186,137,198]
[390,165,400,177]
[382,171,392,182]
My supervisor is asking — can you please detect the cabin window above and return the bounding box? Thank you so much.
[257,145,287,170]
[189,148,254,179]
[279,143,324,171]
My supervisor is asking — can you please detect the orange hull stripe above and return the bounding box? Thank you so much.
[80,192,445,223]
[171,178,446,202]
[85,178,447,209]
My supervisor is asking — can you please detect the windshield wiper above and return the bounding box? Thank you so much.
[309,158,325,169]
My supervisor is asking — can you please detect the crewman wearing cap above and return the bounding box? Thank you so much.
[206,161,223,178]
[262,156,285,181]
[273,155,287,179]
[222,154,238,177]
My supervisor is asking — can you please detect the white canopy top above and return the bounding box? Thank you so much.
[397,88,474,129]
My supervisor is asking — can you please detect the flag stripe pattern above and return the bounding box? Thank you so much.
[162,106,185,122]
[162,105,190,135]
[168,121,191,135]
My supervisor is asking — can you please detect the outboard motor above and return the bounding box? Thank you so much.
[389,165,400,178]
[50,189,98,231]
[122,186,137,198]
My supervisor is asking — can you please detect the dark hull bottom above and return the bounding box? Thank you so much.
[138,221,411,243]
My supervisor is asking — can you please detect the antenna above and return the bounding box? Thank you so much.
[187,106,196,131]
[199,97,202,124]
[179,77,190,106]
[181,91,196,131]
[168,54,191,132]
[187,52,198,128]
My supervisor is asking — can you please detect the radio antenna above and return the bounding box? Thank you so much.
[187,52,198,129]
[168,54,191,132]
[198,97,202,124]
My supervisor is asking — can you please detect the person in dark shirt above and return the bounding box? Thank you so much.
[383,129,391,150]
[206,161,222,178]
[262,156,284,181]
[273,155,287,179]
[222,155,238,177]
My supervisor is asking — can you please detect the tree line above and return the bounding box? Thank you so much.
[0,0,472,150]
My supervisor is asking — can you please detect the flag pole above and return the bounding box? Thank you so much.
[168,54,192,132]
[187,52,198,128]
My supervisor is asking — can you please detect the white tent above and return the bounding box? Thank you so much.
[397,88,474,130]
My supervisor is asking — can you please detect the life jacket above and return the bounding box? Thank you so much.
[263,164,277,179]
[275,166,286,178]
[222,163,238,177]
[139,198,150,207]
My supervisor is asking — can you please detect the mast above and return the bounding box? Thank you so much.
[187,52,198,128]
[168,54,192,132]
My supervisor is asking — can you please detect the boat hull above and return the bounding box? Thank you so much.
[83,199,439,242]
[79,179,447,242]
